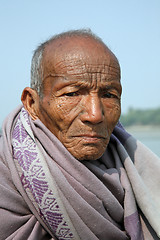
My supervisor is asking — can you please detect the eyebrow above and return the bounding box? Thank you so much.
[43,73,121,92]
[99,82,122,94]
[57,80,122,92]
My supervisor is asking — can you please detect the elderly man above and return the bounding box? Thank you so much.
[0,30,160,240]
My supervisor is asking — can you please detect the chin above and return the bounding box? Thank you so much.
[74,148,106,161]
[66,140,109,161]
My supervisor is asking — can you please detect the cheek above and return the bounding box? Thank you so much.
[38,97,82,140]
[104,101,121,127]
[55,98,81,121]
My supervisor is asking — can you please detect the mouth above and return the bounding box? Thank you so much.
[74,134,107,143]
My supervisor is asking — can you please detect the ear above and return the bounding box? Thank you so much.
[21,87,40,120]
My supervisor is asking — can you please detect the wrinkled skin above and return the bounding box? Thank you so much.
[22,36,122,161]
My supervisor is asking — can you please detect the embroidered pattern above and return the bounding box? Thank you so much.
[12,108,76,240]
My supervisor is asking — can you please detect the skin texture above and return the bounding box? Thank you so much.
[22,36,122,161]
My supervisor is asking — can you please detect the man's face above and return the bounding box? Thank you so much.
[36,37,122,160]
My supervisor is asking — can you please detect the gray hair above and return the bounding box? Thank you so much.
[30,29,106,97]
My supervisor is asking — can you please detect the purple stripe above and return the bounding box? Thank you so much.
[124,211,144,240]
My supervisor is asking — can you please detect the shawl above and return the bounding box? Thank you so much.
[0,106,160,240]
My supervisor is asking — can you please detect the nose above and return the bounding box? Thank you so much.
[80,94,104,124]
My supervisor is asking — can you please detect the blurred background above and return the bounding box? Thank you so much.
[0,0,160,155]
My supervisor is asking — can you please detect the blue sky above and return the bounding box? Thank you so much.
[0,0,160,126]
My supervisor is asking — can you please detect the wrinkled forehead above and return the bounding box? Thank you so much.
[42,36,120,80]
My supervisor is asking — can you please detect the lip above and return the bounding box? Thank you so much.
[74,134,106,143]
[78,134,105,138]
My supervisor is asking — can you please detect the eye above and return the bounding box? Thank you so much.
[102,92,117,99]
[65,92,78,97]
